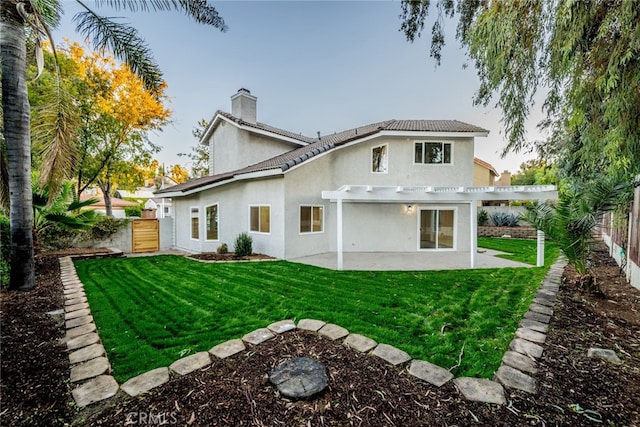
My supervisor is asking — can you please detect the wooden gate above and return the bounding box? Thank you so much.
[132,219,159,253]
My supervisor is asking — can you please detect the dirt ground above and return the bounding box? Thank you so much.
[1,243,638,426]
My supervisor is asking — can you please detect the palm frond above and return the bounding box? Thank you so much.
[32,88,79,200]
[68,197,99,211]
[95,0,227,29]
[73,2,164,91]
[29,0,62,28]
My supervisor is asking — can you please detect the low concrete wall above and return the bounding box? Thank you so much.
[80,217,174,253]
[478,226,538,239]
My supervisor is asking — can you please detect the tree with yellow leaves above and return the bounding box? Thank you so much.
[63,42,170,216]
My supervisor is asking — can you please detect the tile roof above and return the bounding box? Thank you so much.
[473,157,499,176]
[156,114,488,195]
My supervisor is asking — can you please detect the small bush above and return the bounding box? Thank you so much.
[216,243,228,254]
[477,209,489,226]
[81,216,128,242]
[38,223,81,249]
[234,233,253,257]
[490,212,520,227]
[124,206,142,217]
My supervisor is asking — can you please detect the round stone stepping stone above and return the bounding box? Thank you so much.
[269,357,328,399]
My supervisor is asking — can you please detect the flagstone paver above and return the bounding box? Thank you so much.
[66,315,93,329]
[243,328,275,345]
[519,318,549,334]
[268,319,296,334]
[501,351,538,375]
[209,339,246,359]
[371,343,411,366]
[408,360,453,387]
[529,303,554,316]
[297,319,326,332]
[66,302,90,312]
[510,338,544,359]
[515,327,546,344]
[344,333,377,353]
[66,323,97,340]
[587,348,622,364]
[67,333,101,351]
[65,296,88,306]
[523,310,551,324]
[70,357,111,383]
[495,365,536,393]
[65,308,90,320]
[318,324,349,341]
[453,378,506,405]
[170,352,212,376]
[69,343,105,365]
[72,375,119,408]
[121,367,170,397]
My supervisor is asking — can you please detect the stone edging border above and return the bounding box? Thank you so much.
[58,251,567,408]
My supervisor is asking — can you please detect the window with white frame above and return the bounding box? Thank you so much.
[371,144,388,173]
[300,205,323,233]
[190,207,199,240]
[205,204,219,240]
[414,142,452,164]
[250,205,270,233]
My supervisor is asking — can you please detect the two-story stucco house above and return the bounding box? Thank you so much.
[156,89,556,269]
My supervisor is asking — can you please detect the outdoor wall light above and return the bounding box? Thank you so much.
[407,204,413,214]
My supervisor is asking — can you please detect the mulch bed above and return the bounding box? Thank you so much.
[1,244,638,426]
[188,252,274,261]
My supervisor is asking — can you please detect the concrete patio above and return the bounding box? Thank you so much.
[289,249,531,271]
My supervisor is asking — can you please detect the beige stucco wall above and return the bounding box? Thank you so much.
[206,121,300,175]
[473,163,497,187]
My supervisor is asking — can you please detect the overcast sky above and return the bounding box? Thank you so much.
[52,1,547,175]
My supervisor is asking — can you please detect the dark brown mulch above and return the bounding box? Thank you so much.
[0,248,110,427]
[188,252,274,261]
[1,244,639,426]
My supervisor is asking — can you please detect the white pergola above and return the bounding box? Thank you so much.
[321,185,558,270]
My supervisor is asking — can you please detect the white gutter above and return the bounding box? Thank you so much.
[156,169,283,198]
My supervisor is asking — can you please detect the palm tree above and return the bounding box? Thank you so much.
[1,0,226,290]
[524,175,633,292]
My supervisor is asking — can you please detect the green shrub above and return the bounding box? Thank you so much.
[233,233,252,257]
[477,209,488,226]
[81,216,128,242]
[38,222,81,249]
[216,243,228,254]
[124,206,142,217]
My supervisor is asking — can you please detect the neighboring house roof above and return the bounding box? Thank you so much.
[80,193,139,208]
[473,157,499,177]
[157,114,489,197]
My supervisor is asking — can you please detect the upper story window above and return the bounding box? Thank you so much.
[250,205,270,233]
[205,204,219,241]
[371,144,388,173]
[190,207,199,240]
[414,142,452,164]
[300,205,323,233]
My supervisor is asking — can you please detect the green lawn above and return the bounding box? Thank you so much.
[75,239,558,382]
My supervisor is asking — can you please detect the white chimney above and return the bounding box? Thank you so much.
[231,88,257,123]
